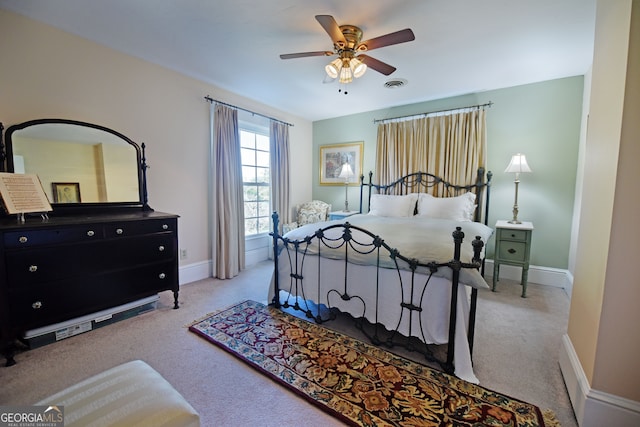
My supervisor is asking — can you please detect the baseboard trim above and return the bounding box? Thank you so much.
[559,334,640,427]
[559,334,590,425]
[179,258,574,290]
[484,259,573,296]
[178,255,269,285]
[179,260,211,285]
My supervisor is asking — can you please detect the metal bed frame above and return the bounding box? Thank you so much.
[270,168,491,376]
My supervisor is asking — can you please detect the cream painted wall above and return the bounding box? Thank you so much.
[591,0,640,400]
[0,9,313,270]
[568,0,639,401]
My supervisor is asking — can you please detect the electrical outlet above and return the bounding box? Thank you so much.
[180,249,187,260]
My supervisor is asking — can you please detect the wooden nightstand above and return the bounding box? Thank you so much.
[329,211,358,220]
[492,220,534,297]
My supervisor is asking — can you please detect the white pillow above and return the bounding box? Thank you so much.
[368,194,418,217]
[417,192,476,221]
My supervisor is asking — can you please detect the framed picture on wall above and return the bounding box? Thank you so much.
[319,141,364,186]
[52,182,81,203]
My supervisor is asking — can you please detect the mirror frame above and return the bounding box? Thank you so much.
[1,118,152,214]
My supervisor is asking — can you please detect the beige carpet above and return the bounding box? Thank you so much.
[0,261,577,427]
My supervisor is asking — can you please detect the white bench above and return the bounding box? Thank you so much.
[37,360,200,427]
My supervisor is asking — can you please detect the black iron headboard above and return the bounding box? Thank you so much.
[358,168,492,225]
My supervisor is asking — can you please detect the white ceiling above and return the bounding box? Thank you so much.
[1,0,596,122]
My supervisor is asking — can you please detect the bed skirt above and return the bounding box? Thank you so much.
[269,257,479,384]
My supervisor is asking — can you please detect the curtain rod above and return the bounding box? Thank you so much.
[204,96,294,127]
[373,101,493,124]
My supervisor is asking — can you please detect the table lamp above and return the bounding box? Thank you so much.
[338,162,354,212]
[505,153,532,224]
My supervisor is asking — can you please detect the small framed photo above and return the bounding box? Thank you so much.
[52,182,81,203]
[319,141,364,186]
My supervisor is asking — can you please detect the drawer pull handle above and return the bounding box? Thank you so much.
[511,234,516,238]
[87,230,95,237]
[162,224,169,230]
[32,301,42,309]
[158,245,165,252]
[508,248,517,254]
[19,236,28,244]
[159,273,166,279]
[29,265,38,273]
[116,228,124,235]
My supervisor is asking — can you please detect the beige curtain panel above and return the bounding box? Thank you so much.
[210,103,245,279]
[270,120,291,234]
[375,109,487,194]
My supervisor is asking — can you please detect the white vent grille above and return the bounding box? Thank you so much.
[384,79,408,89]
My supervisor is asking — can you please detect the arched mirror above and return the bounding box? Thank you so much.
[1,119,150,212]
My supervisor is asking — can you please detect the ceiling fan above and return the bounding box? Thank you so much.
[280,15,415,90]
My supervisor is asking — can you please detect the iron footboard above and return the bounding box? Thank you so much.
[270,211,484,377]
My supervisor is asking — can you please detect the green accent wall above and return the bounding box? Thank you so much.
[312,76,584,269]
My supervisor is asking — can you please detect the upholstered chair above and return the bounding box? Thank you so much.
[296,200,331,226]
[282,200,331,233]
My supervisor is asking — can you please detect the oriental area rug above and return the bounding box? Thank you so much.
[188,300,560,427]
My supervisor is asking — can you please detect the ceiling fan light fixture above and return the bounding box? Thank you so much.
[339,65,353,84]
[282,15,414,90]
[325,58,342,79]
[350,57,367,78]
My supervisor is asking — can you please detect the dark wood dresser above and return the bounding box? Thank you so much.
[0,211,179,366]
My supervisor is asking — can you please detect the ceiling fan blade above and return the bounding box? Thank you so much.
[280,51,333,60]
[357,28,415,51]
[315,15,347,48]
[358,54,397,76]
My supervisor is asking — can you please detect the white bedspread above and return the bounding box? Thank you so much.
[282,214,493,289]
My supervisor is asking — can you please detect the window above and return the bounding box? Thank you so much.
[240,128,270,236]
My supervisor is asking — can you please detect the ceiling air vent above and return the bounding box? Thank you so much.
[384,78,408,89]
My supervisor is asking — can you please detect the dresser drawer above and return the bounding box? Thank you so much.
[3,226,103,249]
[3,219,176,248]
[104,218,177,238]
[7,276,106,327]
[7,261,177,328]
[106,233,176,266]
[5,241,109,287]
[498,228,528,242]
[108,261,178,295]
[497,241,527,262]
[4,234,175,287]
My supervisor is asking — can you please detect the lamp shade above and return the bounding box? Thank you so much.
[338,163,354,180]
[325,58,342,79]
[339,65,353,84]
[504,153,532,174]
[350,57,367,78]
